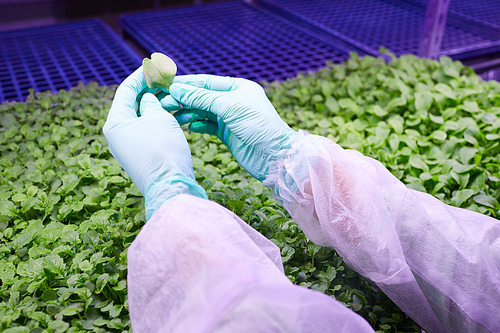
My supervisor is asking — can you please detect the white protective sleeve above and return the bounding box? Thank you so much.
[127,194,375,333]
[263,130,500,333]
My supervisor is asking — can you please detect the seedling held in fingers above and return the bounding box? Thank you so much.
[143,52,177,90]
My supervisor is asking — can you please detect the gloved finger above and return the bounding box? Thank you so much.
[108,67,148,123]
[173,74,244,92]
[140,92,168,117]
[174,109,217,126]
[160,94,182,111]
[188,120,219,136]
[169,83,225,114]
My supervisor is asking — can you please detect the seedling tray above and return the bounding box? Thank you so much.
[0,19,141,103]
[439,0,500,30]
[403,0,500,31]
[255,0,500,60]
[119,1,352,83]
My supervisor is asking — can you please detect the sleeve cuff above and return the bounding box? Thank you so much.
[145,176,208,220]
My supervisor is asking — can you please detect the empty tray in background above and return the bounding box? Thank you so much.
[120,1,353,83]
[0,19,141,103]
[255,0,500,60]
[403,0,500,31]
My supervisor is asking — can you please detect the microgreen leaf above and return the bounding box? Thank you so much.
[415,91,433,111]
[143,52,177,89]
[474,195,500,208]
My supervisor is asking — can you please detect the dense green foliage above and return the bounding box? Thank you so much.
[0,52,498,333]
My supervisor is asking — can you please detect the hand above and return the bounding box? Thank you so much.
[103,67,207,220]
[162,75,296,182]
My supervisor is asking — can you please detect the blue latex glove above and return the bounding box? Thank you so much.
[103,67,207,220]
[162,75,296,182]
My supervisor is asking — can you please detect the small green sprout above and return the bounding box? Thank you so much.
[143,52,177,90]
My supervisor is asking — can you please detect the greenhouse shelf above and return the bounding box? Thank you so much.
[0,19,142,103]
[119,1,354,83]
[255,0,500,60]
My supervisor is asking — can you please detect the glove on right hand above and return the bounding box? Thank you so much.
[163,75,296,182]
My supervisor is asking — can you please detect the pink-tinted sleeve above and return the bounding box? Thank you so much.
[263,130,500,333]
[127,194,374,333]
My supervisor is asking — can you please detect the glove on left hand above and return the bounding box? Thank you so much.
[103,67,207,220]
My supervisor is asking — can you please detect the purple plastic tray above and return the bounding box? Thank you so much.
[405,0,500,30]
[255,0,500,59]
[120,1,352,83]
[0,19,141,103]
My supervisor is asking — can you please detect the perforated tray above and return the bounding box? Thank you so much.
[404,0,500,31]
[480,68,500,82]
[255,0,500,59]
[0,19,141,103]
[120,1,351,83]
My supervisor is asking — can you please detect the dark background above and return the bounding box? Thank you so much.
[0,0,216,32]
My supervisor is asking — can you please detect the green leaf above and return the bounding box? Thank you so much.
[317,266,337,283]
[407,182,427,192]
[42,289,58,302]
[46,305,61,316]
[453,163,475,174]
[108,304,123,318]
[351,294,363,312]
[443,64,460,78]
[473,195,499,208]
[429,113,444,124]
[60,304,83,316]
[486,134,500,140]
[3,327,30,333]
[26,185,38,197]
[0,200,15,217]
[321,81,334,97]
[12,193,27,202]
[143,53,177,89]
[442,108,457,119]
[386,97,406,111]
[464,133,478,145]
[318,119,331,129]
[113,279,127,291]
[461,100,480,113]
[79,260,93,272]
[48,320,70,331]
[96,273,110,293]
[280,244,295,264]
[429,130,447,142]
[387,116,404,134]
[371,105,387,117]
[459,147,478,165]
[13,232,33,249]
[414,91,432,111]
[434,83,456,99]
[482,113,497,124]
[324,96,339,113]
[409,155,429,172]
[451,189,475,206]
[40,99,50,110]
[44,254,66,274]
[451,171,470,189]
[338,98,361,115]
[90,209,116,223]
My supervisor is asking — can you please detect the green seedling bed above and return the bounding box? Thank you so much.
[0,52,499,333]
